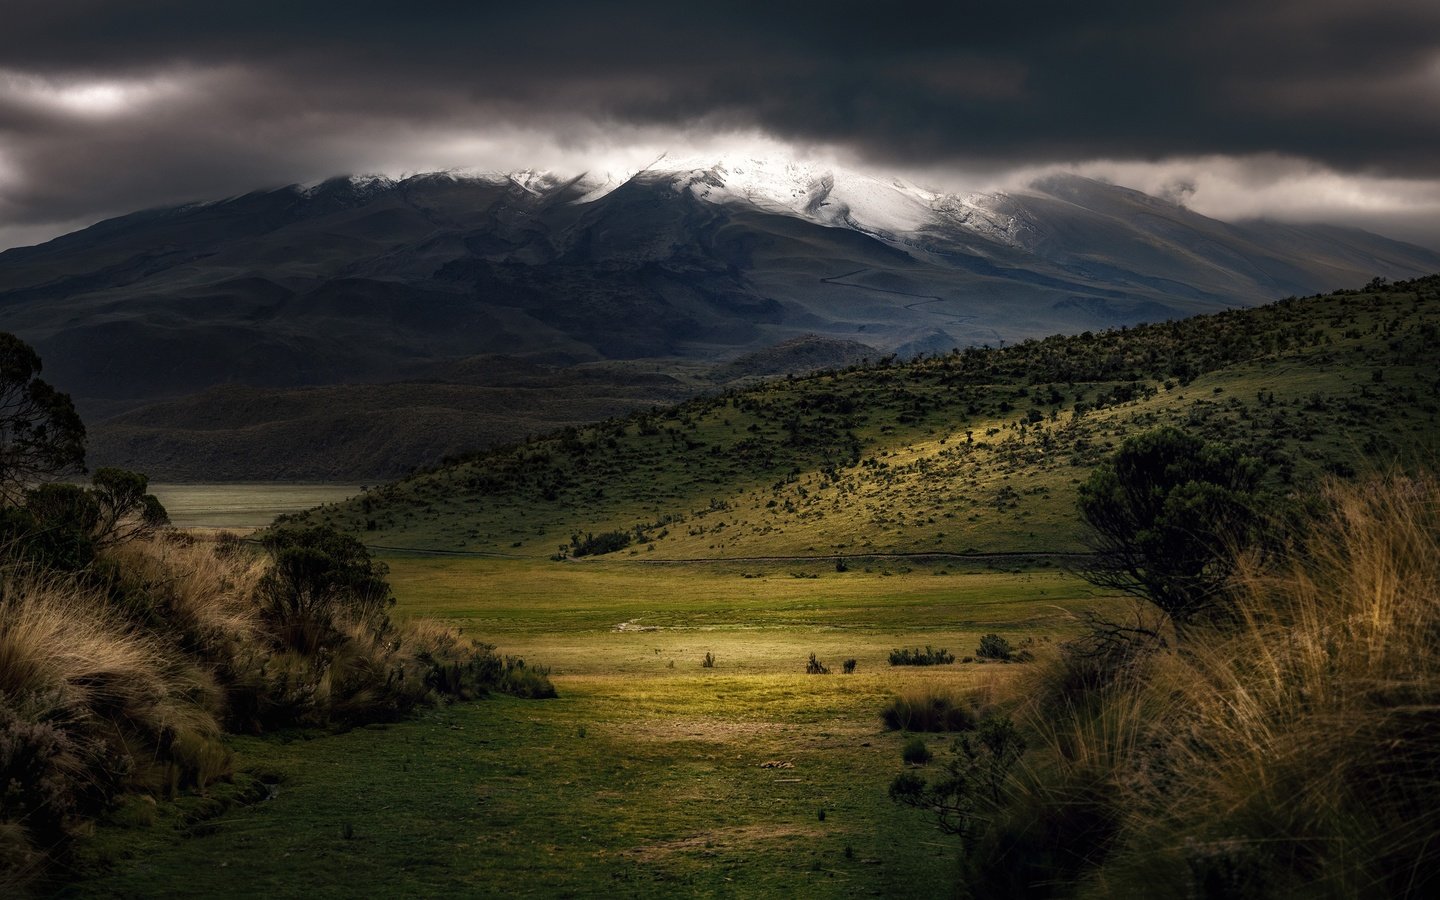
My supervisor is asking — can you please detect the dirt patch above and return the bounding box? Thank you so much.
[613,619,659,632]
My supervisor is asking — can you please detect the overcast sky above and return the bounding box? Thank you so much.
[2,0,1439,249]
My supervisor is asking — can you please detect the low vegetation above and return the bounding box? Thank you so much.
[889,645,956,666]
[880,685,979,733]
[892,471,1440,898]
[0,523,553,891]
[974,634,1013,661]
[0,333,552,893]
[63,554,1097,897]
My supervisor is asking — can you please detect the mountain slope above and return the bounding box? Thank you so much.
[292,276,1440,557]
[2,157,1436,479]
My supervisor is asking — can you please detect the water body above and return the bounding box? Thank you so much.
[148,483,361,531]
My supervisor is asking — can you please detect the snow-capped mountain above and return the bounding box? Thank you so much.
[452,153,1027,249]
[2,152,1436,430]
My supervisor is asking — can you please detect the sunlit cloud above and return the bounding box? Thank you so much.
[347,126,838,183]
[0,68,190,119]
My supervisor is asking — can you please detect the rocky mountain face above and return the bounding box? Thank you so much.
[2,155,1435,478]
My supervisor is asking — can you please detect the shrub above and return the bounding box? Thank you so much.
[890,714,1026,847]
[842,658,857,674]
[902,736,932,765]
[496,657,558,700]
[933,473,1440,898]
[805,652,829,675]
[257,525,395,654]
[975,634,1012,661]
[9,470,169,572]
[881,686,978,733]
[889,645,955,666]
[702,651,716,668]
[569,530,631,557]
[1077,427,1269,633]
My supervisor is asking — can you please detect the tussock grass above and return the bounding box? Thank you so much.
[102,534,264,659]
[0,563,230,894]
[881,684,980,733]
[1,530,552,893]
[974,473,1440,898]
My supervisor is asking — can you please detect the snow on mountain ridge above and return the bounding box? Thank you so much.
[315,155,1031,250]
[634,153,1032,250]
[643,153,950,239]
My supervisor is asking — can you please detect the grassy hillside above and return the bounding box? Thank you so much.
[297,276,1440,556]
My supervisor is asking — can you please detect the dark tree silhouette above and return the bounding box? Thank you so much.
[0,332,86,503]
[1077,426,1266,633]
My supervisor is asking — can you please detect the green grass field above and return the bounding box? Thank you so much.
[149,483,362,530]
[66,555,1120,897]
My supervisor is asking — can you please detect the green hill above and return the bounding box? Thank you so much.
[294,276,1440,557]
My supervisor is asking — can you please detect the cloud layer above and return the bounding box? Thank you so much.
[2,1,1438,248]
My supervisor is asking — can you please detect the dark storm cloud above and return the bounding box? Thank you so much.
[2,0,1439,243]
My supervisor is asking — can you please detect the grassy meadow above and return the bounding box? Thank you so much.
[148,483,361,530]
[63,555,1120,897]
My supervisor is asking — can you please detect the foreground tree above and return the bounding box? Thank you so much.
[1077,426,1267,632]
[0,332,86,503]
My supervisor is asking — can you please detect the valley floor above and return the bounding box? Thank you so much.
[64,557,1118,897]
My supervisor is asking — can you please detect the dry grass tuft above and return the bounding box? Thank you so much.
[0,561,230,891]
[2,529,551,891]
[967,473,1440,898]
[881,683,981,733]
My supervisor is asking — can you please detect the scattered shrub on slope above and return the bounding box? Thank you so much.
[889,646,956,666]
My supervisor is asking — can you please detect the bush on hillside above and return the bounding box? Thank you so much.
[0,469,168,572]
[889,646,955,666]
[258,525,395,653]
[975,634,1013,661]
[0,565,231,858]
[569,530,631,557]
[0,528,555,889]
[1077,426,1269,634]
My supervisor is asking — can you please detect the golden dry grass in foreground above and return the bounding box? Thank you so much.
[988,473,1440,898]
[0,532,553,893]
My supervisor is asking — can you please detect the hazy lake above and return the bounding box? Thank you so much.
[149,483,361,531]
